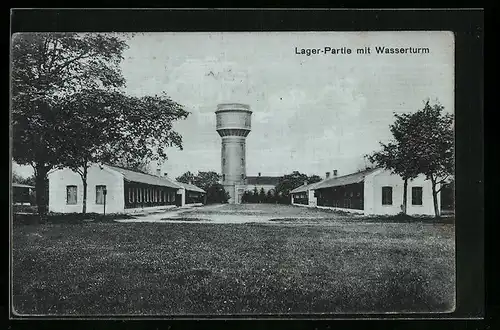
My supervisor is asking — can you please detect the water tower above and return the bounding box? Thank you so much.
[215,103,252,204]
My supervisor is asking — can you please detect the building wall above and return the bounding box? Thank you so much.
[48,165,125,213]
[221,136,247,203]
[246,184,276,193]
[367,170,439,216]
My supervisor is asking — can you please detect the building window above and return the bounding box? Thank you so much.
[223,158,226,165]
[412,187,423,205]
[241,174,245,180]
[241,158,244,166]
[66,185,77,205]
[96,185,106,204]
[222,174,225,181]
[382,186,393,205]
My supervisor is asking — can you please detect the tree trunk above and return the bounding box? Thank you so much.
[431,176,440,218]
[82,165,88,214]
[34,165,49,221]
[402,178,408,214]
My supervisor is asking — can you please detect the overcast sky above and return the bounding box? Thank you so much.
[14,31,454,179]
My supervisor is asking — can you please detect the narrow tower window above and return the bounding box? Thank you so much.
[241,158,244,166]
[223,158,226,165]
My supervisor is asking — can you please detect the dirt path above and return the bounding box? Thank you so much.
[115,203,358,225]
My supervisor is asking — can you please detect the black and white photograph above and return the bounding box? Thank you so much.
[11,30,456,316]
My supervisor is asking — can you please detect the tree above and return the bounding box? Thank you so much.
[407,101,454,217]
[252,186,259,203]
[56,89,189,213]
[193,171,222,192]
[176,171,225,204]
[11,33,128,218]
[111,156,152,174]
[258,188,266,203]
[176,171,196,185]
[275,171,322,204]
[369,100,453,217]
[205,183,230,204]
[266,189,275,203]
[54,89,124,213]
[241,191,252,203]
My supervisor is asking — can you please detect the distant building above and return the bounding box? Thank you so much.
[245,173,281,193]
[290,168,439,216]
[12,183,35,205]
[48,164,205,214]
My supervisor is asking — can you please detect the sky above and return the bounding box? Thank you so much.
[13,31,454,179]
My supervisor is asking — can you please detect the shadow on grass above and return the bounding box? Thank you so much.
[358,213,455,224]
[160,218,212,222]
[13,212,136,225]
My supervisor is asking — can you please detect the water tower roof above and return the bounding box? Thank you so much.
[216,103,252,113]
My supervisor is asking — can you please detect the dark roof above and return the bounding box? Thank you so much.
[290,181,323,194]
[314,168,380,190]
[290,168,381,194]
[12,183,35,189]
[105,165,182,189]
[246,176,281,186]
[175,181,206,194]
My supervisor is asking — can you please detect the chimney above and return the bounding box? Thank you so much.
[333,170,338,177]
[156,168,161,177]
[258,172,261,177]
[325,172,330,179]
[304,180,308,186]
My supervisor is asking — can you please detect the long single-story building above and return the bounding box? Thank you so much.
[48,164,205,214]
[290,168,440,216]
[245,172,281,193]
[12,183,35,205]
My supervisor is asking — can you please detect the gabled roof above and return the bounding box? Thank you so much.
[104,164,182,189]
[314,168,381,190]
[290,168,381,194]
[12,183,35,189]
[290,181,323,194]
[175,181,206,194]
[246,176,281,186]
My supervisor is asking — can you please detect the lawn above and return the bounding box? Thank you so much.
[12,205,455,315]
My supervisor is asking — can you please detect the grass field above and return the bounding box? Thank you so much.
[12,204,455,315]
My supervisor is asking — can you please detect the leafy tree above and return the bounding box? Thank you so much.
[54,89,125,213]
[258,188,266,203]
[205,183,230,204]
[108,92,188,164]
[11,33,128,218]
[266,189,275,204]
[369,100,453,217]
[111,156,152,174]
[176,171,196,185]
[176,171,225,204]
[252,186,259,203]
[241,191,252,203]
[407,101,453,217]
[275,171,322,204]
[194,171,222,192]
[57,90,188,213]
